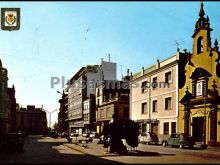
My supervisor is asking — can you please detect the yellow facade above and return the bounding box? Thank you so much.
[178,3,220,147]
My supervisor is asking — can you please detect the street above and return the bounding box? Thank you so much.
[0,135,120,164]
[1,135,220,164]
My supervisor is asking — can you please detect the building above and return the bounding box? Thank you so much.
[57,90,68,134]
[16,105,47,135]
[7,85,17,132]
[130,53,187,139]
[0,59,10,137]
[95,76,130,134]
[66,59,116,134]
[179,3,220,147]
[83,94,96,133]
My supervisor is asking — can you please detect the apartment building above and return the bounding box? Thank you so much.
[131,53,187,139]
[95,76,130,134]
[0,59,10,137]
[66,60,116,134]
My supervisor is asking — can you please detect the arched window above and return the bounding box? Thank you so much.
[197,36,203,54]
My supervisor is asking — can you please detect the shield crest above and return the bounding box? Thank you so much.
[6,13,16,25]
[1,8,20,31]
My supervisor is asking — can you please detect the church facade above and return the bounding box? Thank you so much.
[178,3,220,147]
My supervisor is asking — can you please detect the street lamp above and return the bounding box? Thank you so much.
[202,76,207,149]
[43,109,58,129]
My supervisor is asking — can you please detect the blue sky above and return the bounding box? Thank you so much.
[1,1,220,125]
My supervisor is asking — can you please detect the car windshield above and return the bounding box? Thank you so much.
[170,134,179,138]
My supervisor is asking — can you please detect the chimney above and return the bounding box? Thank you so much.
[142,67,145,75]
[156,59,160,69]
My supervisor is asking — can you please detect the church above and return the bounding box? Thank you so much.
[179,2,220,147]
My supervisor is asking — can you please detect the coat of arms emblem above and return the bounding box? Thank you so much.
[1,8,20,31]
[6,13,16,25]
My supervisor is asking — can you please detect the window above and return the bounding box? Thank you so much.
[142,124,146,133]
[141,81,147,93]
[152,77,158,90]
[171,122,176,134]
[97,88,100,96]
[97,99,100,106]
[165,71,172,83]
[106,107,112,118]
[1,82,5,92]
[100,109,106,119]
[196,82,203,96]
[84,114,89,121]
[197,36,203,54]
[165,97,172,110]
[163,122,169,135]
[152,100,157,112]
[123,107,129,118]
[141,102,147,114]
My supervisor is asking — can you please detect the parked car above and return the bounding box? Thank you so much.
[162,133,194,149]
[60,132,68,138]
[68,133,93,143]
[88,132,99,139]
[138,132,159,145]
[4,132,25,152]
[97,135,105,144]
[49,130,58,138]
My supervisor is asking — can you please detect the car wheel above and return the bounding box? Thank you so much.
[189,145,193,149]
[162,141,167,147]
[179,145,184,149]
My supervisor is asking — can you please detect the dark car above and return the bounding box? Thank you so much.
[162,133,194,149]
[138,132,159,145]
[4,132,25,152]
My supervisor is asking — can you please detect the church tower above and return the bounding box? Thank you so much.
[192,2,213,55]
[178,2,220,148]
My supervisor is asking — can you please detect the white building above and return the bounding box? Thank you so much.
[66,60,116,134]
[130,52,188,140]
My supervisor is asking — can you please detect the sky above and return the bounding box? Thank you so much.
[1,1,220,126]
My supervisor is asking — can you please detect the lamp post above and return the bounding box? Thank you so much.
[43,109,58,129]
[202,76,207,149]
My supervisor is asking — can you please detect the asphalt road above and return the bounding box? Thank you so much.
[1,135,220,164]
[0,135,120,164]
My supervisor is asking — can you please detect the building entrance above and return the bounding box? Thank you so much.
[192,117,206,142]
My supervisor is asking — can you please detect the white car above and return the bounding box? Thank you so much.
[139,132,159,145]
[89,132,99,138]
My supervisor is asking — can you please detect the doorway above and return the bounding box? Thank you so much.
[151,123,158,136]
[192,117,206,142]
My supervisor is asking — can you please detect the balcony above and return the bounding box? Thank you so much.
[102,95,129,105]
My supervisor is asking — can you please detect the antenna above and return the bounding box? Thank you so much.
[108,53,111,62]
[121,65,123,80]
[170,40,184,52]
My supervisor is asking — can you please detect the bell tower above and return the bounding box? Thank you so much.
[192,2,213,55]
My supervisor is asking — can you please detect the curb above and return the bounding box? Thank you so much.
[64,143,91,155]
[63,143,118,157]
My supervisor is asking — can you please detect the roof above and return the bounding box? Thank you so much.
[132,54,177,79]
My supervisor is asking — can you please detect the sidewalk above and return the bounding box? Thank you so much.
[63,138,220,158]
[64,139,118,157]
